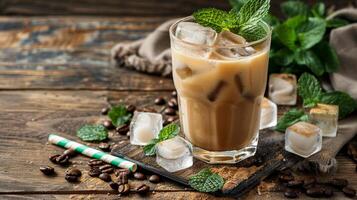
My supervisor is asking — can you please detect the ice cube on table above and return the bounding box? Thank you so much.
[156,136,193,172]
[260,97,277,130]
[285,122,322,158]
[130,112,163,146]
[211,30,256,59]
[268,73,297,105]
[175,22,217,46]
[310,103,339,137]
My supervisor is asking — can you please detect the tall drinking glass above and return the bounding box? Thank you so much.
[169,17,271,164]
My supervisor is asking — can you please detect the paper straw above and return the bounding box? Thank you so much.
[48,134,137,172]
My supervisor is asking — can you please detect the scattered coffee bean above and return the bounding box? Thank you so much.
[65,175,79,182]
[323,187,334,197]
[167,98,178,109]
[65,168,82,177]
[63,149,77,157]
[116,124,129,135]
[149,175,160,183]
[171,91,177,98]
[133,172,146,180]
[154,97,166,105]
[279,174,294,182]
[164,107,176,116]
[101,107,110,115]
[284,189,298,198]
[126,104,136,114]
[306,186,333,198]
[328,178,348,189]
[115,168,131,177]
[55,154,70,165]
[88,168,101,177]
[303,177,316,189]
[108,181,119,190]
[342,186,356,197]
[87,159,104,167]
[98,142,110,152]
[102,168,114,174]
[117,172,128,184]
[103,120,114,130]
[49,154,61,163]
[99,164,112,171]
[99,173,112,182]
[40,166,55,176]
[118,183,130,195]
[136,184,150,195]
[287,180,303,188]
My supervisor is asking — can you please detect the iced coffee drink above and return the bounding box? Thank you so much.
[169,17,271,163]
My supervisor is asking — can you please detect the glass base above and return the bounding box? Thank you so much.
[192,133,258,164]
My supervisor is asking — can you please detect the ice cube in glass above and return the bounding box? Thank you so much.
[268,73,297,105]
[156,136,193,172]
[129,112,163,146]
[310,103,339,137]
[285,122,322,158]
[260,97,277,129]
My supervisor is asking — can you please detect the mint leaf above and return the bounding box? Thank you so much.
[297,72,322,107]
[108,105,132,127]
[313,42,339,73]
[143,138,160,156]
[295,50,324,76]
[326,18,349,28]
[281,0,308,18]
[263,13,280,27]
[193,8,231,33]
[311,2,325,18]
[320,92,357,119]
[77,124,108,142]
[238,22,267,41]
[275,109,309,132]
[275,24,297,50]
[237,0,270,26]
[296,17,326,50]
[272,48,294,66]
[229,0,249,11]
[189,168,225,193]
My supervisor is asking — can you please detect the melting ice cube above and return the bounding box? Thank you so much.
[268,73,297,105]
[130,112,163,145]
[310,103,339,137]
[285,122,322,158]
[156,136,193,172]
[175,22,217,46]
[260,97,277,129]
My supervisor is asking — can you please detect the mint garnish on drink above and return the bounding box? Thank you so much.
[108,105,132,127]
[77,124,108,142]
[143,123,180,156]
[189,168,225,193]
[193,0,270,41]
[275,109,309,132]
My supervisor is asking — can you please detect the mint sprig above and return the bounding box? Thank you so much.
[77,124,108,142]
[108,105,132,127]
[275,109,309,132]
[143,123,180,156]
[189,168,225,193]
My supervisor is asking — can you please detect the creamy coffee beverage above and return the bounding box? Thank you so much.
[169,17,271,163]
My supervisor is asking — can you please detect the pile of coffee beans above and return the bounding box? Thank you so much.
[153,91,179,125]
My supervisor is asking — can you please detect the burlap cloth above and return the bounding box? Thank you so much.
[111,9,357,174]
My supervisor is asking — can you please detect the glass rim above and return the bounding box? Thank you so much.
[169,16,272,49]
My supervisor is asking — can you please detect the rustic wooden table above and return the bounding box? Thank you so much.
[0,16,356,200]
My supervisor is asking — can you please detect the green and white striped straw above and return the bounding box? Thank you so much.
[48,134,137,172]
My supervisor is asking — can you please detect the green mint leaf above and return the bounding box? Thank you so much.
[297,72,322,108]
[263,13,280,27]
[311,2,325,18]
[189,168,225,193]
[275,109,309,132]
[143,138,160,156]
[238,22,267,41]
[320,91,357,119]
[193,8,230,33]
[275,15,305,50]
[326,18,349,28]
[295,50,324,76]
[271,48,295,66]
[237,0,270,26]
[77,124,108,142]
[313,41,339,73]
[281,0,308,18]
[229,0,249,11]
[296,17,326,50]
[108,105,132,127]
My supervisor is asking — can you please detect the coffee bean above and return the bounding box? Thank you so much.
[103,120,114,130]
[279,174,294,182]
[306,186,333,198]
[99,173,112,182]
[102,167,114,174]
[108,181,119,190]
[99,164,112,171]
[342,186,356,197]
[168,98,178,109]
[126,104,136,114]
[133,172,146,180]
[303,177,316,189]
[55,154,70,165]
[328,178,348,189]
[148,175,160,183]
[324,187,334,198]
[136,184,150,195]
[65,168,82,177]
[164,107,176,116]
[65,175,79,182]
[39,166,55,176]
[101,107,110,115]
[88,168,101,177]
[154,97,166,105]
[115,169,131,177]
[284,189,298,198]
[118,183,130,195]
[171,91,177,98]
[87,159,104,167]
[98,142,110,152]
[116,124,129,135]
[287,180,303,188]
[49,154,61,163]
[63,149,77,157]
